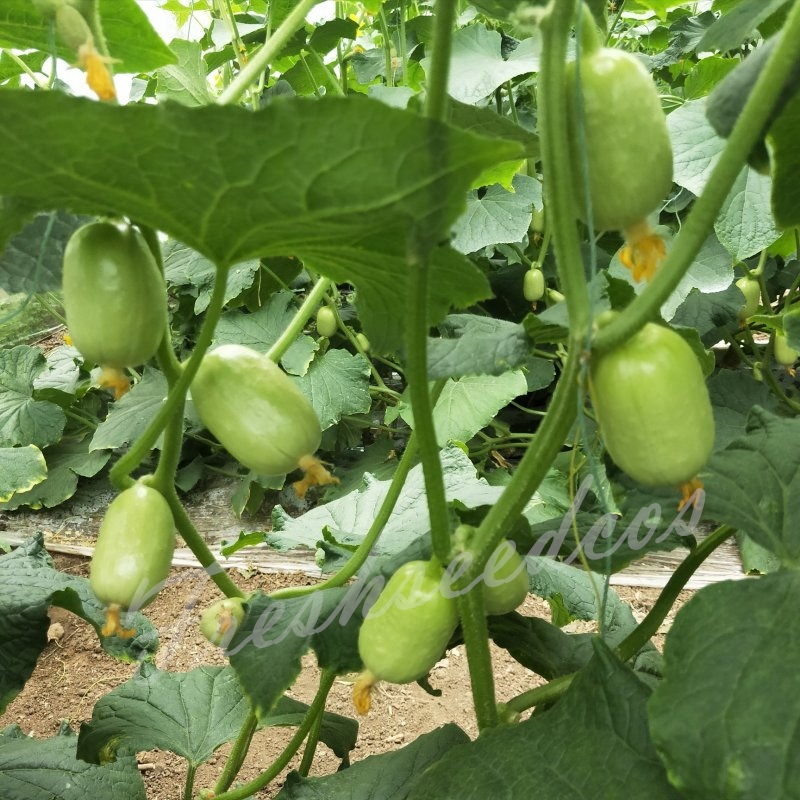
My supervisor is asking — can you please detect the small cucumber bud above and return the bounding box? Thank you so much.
[200,597,246,647]
[523,268,545,302]
[355,332,370,352]
[316,306,337,338]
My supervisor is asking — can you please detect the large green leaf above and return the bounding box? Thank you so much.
[0,444,46,502]
[422,25,540,104]
[393,372,529,447]
[0,0,175,74]
[0,436,109,510]
[266,446,505,560]
[155,40,211,106]
[228,587,365,719]
[703,407,800,564]
[669,283,743,346]
[769,93,800,228]
[608,233,734,322]
[0,50,47,83]
[89,368,167,452]
[451,174,540,254]
[649,570,800,799]
[163,240,261,314]
[293,349,371,430]
[0,345,65,449]
[427,314,533,379]
[698,0,790,51]
[0,534,158,715]
[276,724,469,799]
[0,211,88,294]
[406,642,679,799]
[489,609,658,681]
[0,723,145,800]
[213,291,318,376]
[77,664,357,767]
[0,91,518,352]
[33,344,83,397]
[708,368,779,450]
[668,98,780,259]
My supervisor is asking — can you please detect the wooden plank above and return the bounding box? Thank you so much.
[0,479,746,590]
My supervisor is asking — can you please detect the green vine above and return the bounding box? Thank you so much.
[266,276,331,363]
[209,670,336,800]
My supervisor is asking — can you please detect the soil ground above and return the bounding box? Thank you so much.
[0,554,691,799]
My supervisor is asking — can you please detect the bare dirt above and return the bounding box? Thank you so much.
[0,554,691,799]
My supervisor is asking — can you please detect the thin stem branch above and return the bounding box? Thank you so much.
[468,343,581,575]
[266,276,331,363]
[327,300,390,391]
[605,0,626,44]
[6,51,49,90]
[594,0,800,353]
[153,341,186,492]
[166,488,245,599]
[762,360,800,413]
[271,434,420,600]
[298,682,327,776]
[211,670,336,800]
[218,0,319,105]
[506,673,575,714]
[214,710,258,794]
[615,525,735,661]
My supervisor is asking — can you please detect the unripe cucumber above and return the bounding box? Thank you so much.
[590,323,714,486]
[90,484,175,611]
[191,344,322,476]
[358,560,457,684]
[63,221,167,369]
[566,48,673,232]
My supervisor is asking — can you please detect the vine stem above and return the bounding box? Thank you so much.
[594,0,800,353]
[424,0,457,122]
[403,0,459,568]
[6,51,49,90]
[271,433,421,599]
[446,0,590,730]
[455,585,498,728]
[505,674,574,715]
[218,0,319,106]
[298,678,328,776]
[210,670,336,800]
[507,524,736,715]
[166,490,245,598]
[615,524,735,661]
[464,0,588,576]
[213,711,258,794]
[266,276,331,363]
[183,764,196,800]
[377,6,394,88]
[540,0,590,333]
[468,347,582,574]
[109,265,230,489]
